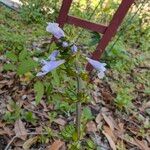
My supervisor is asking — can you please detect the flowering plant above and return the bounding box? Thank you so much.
[37,23,106,79]
[36,22,107,139]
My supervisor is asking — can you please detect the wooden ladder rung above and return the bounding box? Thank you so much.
[66,16,107,34]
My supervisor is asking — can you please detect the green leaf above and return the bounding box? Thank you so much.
[6,51,18,62]
[144,88,150,94]
[3,64,16,71]
[87,139,95,149]
[34,81,44,105]
[89,32,101,46]
[24,111,37,125]
[51,70,60,86]
[17,58,38,75]
[82,107,93,121]
[61,124,75,140]
[72,131,78,141]
[19,50,28,61]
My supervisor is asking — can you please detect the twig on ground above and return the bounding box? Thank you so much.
[4,132,48,150]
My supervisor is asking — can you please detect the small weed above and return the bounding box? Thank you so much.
[23,111,37,125]
[3,101,22,123]
[61,124,76,141]
[115,88,133,110]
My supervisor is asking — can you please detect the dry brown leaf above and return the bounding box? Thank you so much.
[23,136,39,150]
[102,130,116,150]
[101,90,114,102]
[54,118,66,126]
[7,104,14,112]
[0,129,7,135]
[103,126,117,142]
[95,113,103,124]
[141,101,150,111]
[14,140,24,147]
[0,121,5,127]
[49,140,65,150]
[40,100,49,111]
[120,135,150,150]
[115,122,125,138]
[14,119,27,140]
[102,113,116,131]
[35,126,43,134]
[0,90,6,94]
[3,126,14,136]
[134,138,149,150]
[86,121,97,133]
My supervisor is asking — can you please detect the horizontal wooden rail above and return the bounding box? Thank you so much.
[57,0,135,72]
[66,16,107,34]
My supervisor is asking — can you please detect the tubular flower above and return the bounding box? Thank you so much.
[37,50,65,77]
[46,23,65,39]
[71,44,78,53]
[62,42,69,48]
[86,57,106,79]
[48,50,59,60]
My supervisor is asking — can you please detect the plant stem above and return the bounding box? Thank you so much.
[76,101,81,139]
[76,74,82,139]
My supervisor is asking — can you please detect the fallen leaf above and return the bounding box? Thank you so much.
[0,121,5,127]
[40,100,49,111]
[54,118,66,126]
[95,113,103,124]
[14,119,27,140]
[101,90,114,102]
[134,138,149,150]
[102,129,116,150]
[102,113,116,131]
[3,126,14,136]
[86,121,97,133]
[23,136,39,150]
[141,101,150,111]
[0,129,7,135]
[35,126,43,134]
[49,140,65,150]
[14,140,24,147]
[103,126,117,142]
[115,122,125,138]
[120,135,150,150]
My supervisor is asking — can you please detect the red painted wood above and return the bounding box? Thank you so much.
[56,0,135,72]
[57,0,73,27]
[67,16,107,34]
[86,0,135,71]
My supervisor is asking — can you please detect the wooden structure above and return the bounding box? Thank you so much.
[57,0,135,71]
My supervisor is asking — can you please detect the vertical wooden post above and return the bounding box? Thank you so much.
[57,0,73,27]
[56,0,135,71]
[86,0,135,71]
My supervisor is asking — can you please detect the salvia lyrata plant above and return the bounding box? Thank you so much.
[37,22,107,139]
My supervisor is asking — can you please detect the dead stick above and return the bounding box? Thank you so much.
[4,132,49,150]
[4,135,17,150]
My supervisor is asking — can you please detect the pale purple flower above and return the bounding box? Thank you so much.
[37,60,65,76]
[48,50,59,60]
[71,44,78,53]
[37,50,65,77]
[86,57,106,79]
[46,23,65,39]
[62,42,69,48]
